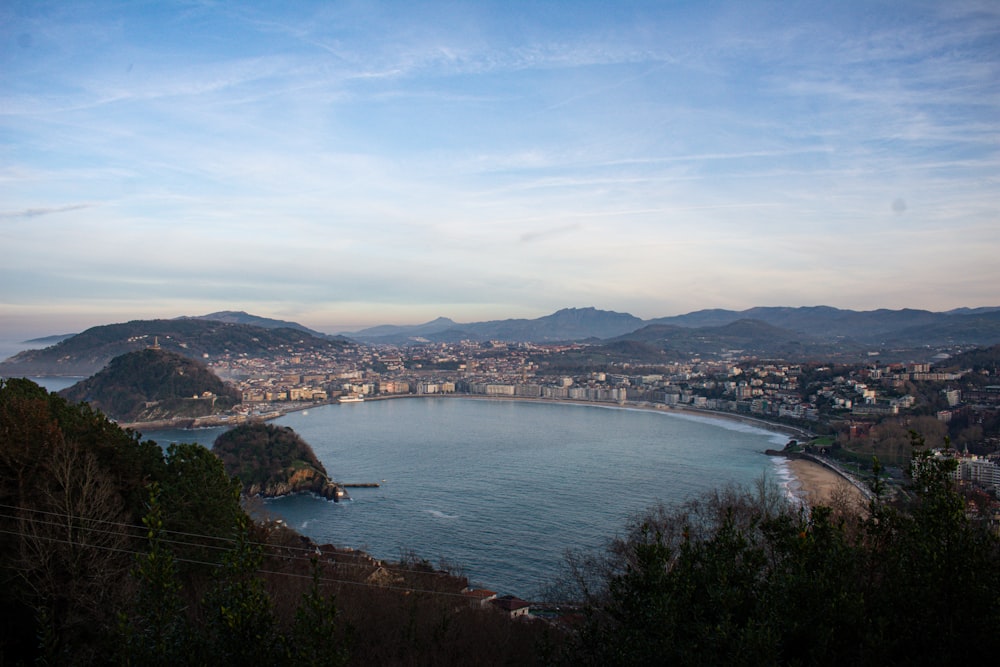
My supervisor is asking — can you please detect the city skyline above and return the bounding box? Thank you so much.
[3,1,999,338]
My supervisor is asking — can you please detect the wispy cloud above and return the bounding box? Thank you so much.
[0,203,96,219]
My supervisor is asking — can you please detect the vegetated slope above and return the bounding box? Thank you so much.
[212,422,340,499]
[648,306,1000,346]
[571,442,1000,666]
[941,344,1000,373]
[186,310,333,338]
[0,318,351,376]
[352,307,645,343]
[1,379,552,665]
[59,348,240,422]
[884,311,1000,347]
[608,318,858,360]
[0,378,244,663]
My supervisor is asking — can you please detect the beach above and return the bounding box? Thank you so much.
[787,458,869,510]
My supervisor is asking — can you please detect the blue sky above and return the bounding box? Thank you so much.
[2,0,998,336]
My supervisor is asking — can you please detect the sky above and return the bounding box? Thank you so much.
[2,0,999,337]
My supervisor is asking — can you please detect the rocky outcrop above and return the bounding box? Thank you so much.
[243,467,347,501]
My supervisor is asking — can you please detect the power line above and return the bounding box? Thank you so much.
[0,499,444,571]
[0,501,378,564]
[0,506,479,598]
[0,526,480,601]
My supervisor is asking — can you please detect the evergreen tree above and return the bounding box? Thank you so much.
[568,444,1000,666]
[118,483,190,666]
[199,494,283,663]
[288,557,350,667]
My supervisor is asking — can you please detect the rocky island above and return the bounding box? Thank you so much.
[212,422,345,501]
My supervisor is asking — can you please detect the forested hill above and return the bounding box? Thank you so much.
[0,318,351,376]
[212,422,341,499]
[59,348,240,423]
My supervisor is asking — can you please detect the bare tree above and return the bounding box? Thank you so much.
[15,438,134,663]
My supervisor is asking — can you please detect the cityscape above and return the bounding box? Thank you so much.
[140,326,997,496]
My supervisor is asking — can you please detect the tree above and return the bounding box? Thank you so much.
[860,433,1000,663]
[158,442,243,567]
[0,379,135,664]
[287,557,349,667]
[567,450,1000,666]
[118,483,190,666]
[199,502,283,663]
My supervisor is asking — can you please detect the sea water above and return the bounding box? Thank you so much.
[147,397,790,598]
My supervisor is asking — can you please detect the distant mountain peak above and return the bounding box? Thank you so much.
[200,309,251,318]
[186,311,325,337]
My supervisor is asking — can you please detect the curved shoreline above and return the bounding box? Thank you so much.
[131,393,834,509]
[127,394,811,441]
[367,393,814,441]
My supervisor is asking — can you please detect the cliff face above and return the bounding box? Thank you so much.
[243,467,345,501]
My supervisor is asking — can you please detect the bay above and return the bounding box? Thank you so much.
[148,397,791,598]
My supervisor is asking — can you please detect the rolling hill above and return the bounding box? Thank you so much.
[59,348,240,423]
[0,318,351,376]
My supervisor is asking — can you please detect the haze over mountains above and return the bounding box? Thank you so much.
[347,305,1000,347]
[3,305,1000,377]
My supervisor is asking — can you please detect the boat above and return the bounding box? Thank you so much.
[339,394,364,403]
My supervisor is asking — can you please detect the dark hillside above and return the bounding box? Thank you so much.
[213,422,340,499]
[0,318,350,376]
[186,310,331,338]
[608,318,854,359]
[59,348,239,422]
[942,344,1000,373]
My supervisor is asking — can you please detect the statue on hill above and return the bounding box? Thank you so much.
[212,422,345,501]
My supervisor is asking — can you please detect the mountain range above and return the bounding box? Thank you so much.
[3,305,1000,376]
[347,305,1000,348]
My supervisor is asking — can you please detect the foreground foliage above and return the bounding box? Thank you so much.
[5,377,998,665]
[565,442,1000,665]
[0,379,552,665]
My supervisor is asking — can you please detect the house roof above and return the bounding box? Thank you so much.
[491,594,530,611]
[462,588,497,600]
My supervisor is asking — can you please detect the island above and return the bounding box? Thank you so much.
[212,422,346,501]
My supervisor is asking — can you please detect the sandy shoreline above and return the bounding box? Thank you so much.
[785,458,869,510]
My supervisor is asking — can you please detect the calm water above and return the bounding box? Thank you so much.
[145,397,791,598]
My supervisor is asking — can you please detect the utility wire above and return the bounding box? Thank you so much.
[0,502,391,565]
[0,526,484,601]
[0,504,479,591]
